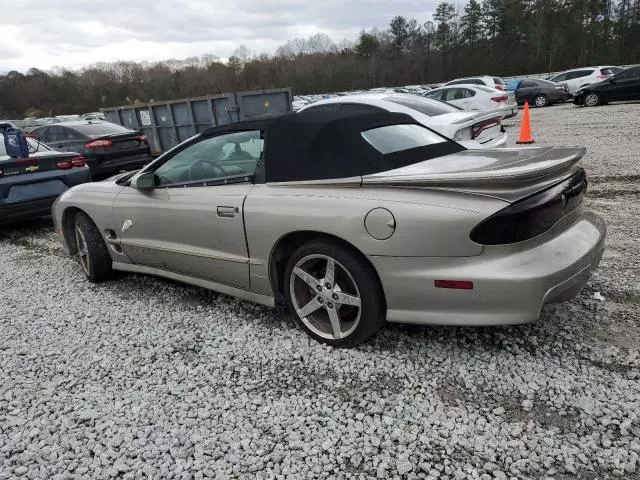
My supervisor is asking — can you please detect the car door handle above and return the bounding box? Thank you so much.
[217,206,238,218]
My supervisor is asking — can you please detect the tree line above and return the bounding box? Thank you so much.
[1,0,639,118]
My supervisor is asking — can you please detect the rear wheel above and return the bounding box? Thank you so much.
[284,240,385,347]
[74,212,113,282]
[533,94,549,108]
[584,92,601,107]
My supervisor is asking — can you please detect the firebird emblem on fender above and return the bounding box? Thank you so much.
[121,219,133,232]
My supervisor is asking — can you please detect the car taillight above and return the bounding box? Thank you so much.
[454,127,473,141]
[491,95,509,102]
[471,169,587,245]
[56,160,72,170]
[472,118,501,139]
[136,134,148,143]
[58,156,86,169]
[85,139,113,148]
[71,156,86,167]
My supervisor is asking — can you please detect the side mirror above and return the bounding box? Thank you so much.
[131,171,155,190]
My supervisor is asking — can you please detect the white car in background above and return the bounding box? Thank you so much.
[402,85,432,94]
[444,75,507,91]
[298,93,507,149]
[547,66,624,95]
[423,84,518,118]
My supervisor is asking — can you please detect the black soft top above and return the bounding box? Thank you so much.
[204,110,465,183]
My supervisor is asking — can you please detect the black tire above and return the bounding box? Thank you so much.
[532,94,549,108]
[284,239,385,347]
[584,92,601,107]
[73,212,113,283]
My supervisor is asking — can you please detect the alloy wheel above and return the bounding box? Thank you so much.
[74,224,90,276]
[584,93,599,107]
[289,254,361,340]
[534,95,548,107]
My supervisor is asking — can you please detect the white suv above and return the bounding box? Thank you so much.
[547,66,624,95]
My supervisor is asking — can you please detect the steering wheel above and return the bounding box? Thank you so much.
[189,159,227,181]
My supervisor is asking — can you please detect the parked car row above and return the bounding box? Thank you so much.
[0,131,91,224]
[299,94,507,148]
[28,121,153,177]
[1,120,153,224]
[509,64,639,108]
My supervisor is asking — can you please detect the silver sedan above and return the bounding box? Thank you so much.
[52,110,605,347]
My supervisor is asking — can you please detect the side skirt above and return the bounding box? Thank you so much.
[112,262,275,308]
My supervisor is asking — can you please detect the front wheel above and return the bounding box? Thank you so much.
[284,240,385,347]
[584,93,601,107]
[533,94,549,108]
[73,212,113,283]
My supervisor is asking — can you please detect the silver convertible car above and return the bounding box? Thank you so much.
[52,110,606,347]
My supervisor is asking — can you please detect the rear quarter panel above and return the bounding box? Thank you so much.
[244,184,506,295]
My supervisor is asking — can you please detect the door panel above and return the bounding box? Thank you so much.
[154,183,253,288]
[112,129,264,289]
[112,187,172,269]
[113,183,253,288]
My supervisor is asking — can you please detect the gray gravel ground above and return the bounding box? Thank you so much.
[2,102,639,479]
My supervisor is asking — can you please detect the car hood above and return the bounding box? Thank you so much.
[361,146,586,202]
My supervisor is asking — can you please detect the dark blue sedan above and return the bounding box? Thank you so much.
[1,134,91,224]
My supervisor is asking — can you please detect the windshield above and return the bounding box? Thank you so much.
[384,96,463,116]
[362,124,447,154]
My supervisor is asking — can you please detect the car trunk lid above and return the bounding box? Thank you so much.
[0,151,81,176]
[85,132,149,158]
[361,146,587,202]
[437,111,503,144]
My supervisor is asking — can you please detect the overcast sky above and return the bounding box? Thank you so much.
[2,0,440,72]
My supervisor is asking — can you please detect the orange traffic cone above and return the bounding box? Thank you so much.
[516,101,534,144]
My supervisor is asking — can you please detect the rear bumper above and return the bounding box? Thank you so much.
[0,196,59,223]
[478,131,508,148]
[88,153,153,176]
[0,168,91,224]
[371,210,606,326]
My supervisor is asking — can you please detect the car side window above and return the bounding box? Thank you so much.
[614,67,640,80]
[424,90,443,100]
[48,126,66,143]
[551,73,567,82]
[153,130,263,186]
[443,88,464,101]
[520,80,537,88]
[64,129,84,141]
[570,70,594,79]
[463,88,476,98]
